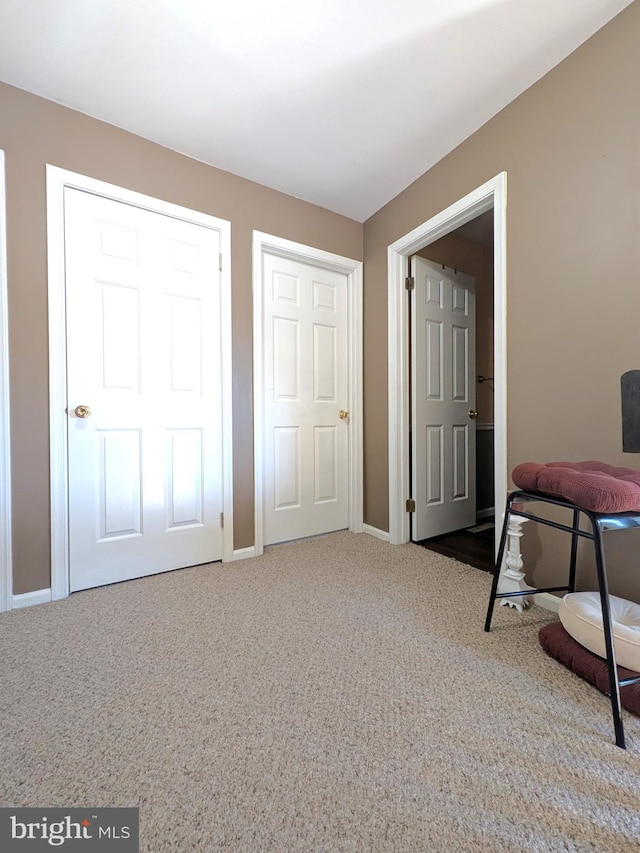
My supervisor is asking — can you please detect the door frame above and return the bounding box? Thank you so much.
[387,172,507,550]
[47,166,234,600]
[252,231,363,556]
[0,151,11,612]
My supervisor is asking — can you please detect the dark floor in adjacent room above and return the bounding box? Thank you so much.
[416,521,495,573]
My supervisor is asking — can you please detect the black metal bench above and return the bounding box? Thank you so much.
[485,489,640,749]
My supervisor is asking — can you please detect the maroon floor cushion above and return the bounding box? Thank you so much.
[539,621,640,715]
[512,460,640,514]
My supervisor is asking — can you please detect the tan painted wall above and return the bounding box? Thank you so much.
[0,82,362,595]
[417,233,494,424]
[363,1,640,598]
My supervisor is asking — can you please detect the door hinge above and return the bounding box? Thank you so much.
[405,276,415,291]
[220,512,224,529]
[219,253,223,272]
[406,499,416,512]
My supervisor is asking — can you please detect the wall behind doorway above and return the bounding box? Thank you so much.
[417,230,494,424]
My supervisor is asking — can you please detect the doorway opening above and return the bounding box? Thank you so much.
[387,173,507,561]
[411,210,495,572]
[417,519,495,572]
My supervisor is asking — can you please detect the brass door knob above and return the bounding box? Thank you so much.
[339,410,349,420]
[74,405,92,419]
[468,409,478,420]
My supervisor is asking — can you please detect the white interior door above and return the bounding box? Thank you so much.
[65,188,224,591]
[411,256,476,541]
[262,253,349,545]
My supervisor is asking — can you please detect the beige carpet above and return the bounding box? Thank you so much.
[1,532,639,852]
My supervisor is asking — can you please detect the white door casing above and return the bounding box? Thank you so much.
[387,172,507,551]
[411,257,476,540]
[48,167,234,599]
[0,151,11,612]
[253,232,363,555]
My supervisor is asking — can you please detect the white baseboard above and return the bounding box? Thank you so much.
[12,588,52,609]
[229,546,257,561]
[363,524,390,542]
[533,592,561,614]
[476,507,495,521]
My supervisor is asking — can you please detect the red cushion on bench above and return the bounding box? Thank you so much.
[512,461,640,513]
[539,621,640,716]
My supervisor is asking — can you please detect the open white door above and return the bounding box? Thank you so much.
[411,256,476,541]
[64,188,224,591]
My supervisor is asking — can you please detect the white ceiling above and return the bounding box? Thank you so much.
[0,0,632,221]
